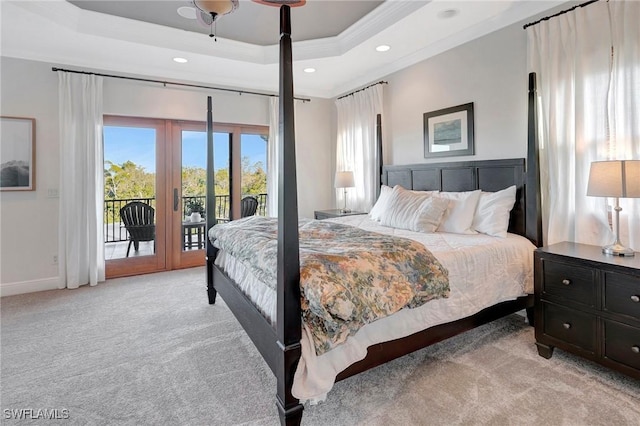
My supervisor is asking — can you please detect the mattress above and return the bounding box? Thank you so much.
[213,215,535,402]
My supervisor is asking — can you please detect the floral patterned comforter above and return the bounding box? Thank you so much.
[209,216,449,355]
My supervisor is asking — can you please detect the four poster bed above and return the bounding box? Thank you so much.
[204,6,542,425]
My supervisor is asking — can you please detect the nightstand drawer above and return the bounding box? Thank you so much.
[314,210,366,220]
[604,320,640,370]
[542,260,596,307]
[542,302,596,352]
[315,211,333,220]
[604,272,640,318]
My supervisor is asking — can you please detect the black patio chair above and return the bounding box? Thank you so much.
[120,201,155,257]
[240,196,259,218]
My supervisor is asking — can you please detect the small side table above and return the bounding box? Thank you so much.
[314,209,366,220]
[182,220,206,250]
[534,241,640,380]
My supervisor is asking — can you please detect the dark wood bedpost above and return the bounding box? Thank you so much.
[205,96,217,304]
[275,5,303,425]
[525,72,543,326]
[526,72,543,248]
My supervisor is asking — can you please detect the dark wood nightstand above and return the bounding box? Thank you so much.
[534,241,640,379]
[314,209,366,220]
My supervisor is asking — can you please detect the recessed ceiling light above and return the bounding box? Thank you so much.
[303,67,316,73]
[437,9,459,19]
[375,45,390,52]
[177,6,197,20]
[173,57,188,63]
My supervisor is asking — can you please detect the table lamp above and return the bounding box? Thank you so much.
[587,160,640,257]
[335,171,355,213]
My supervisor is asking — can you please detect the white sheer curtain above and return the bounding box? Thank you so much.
[267,97,279,217]
[335,84,383,212]
[58,72,105,289]
[527,0,639,250]
[608,0,640,250]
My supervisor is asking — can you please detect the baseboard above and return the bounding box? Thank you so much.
[0,277,60,297]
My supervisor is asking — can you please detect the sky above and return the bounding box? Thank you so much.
[104,126,267,173]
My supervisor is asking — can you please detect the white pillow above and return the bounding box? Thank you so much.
[379,186,448,232]
[369,185,437,221]
[435,190,482,234]
[409,189,439,196]
[413,197,450,232]
[369,185,393,221]
[472,185,517,238]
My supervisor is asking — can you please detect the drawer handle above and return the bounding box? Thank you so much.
[631,295,640,303]
[632,346,640,354]
[563,322,571,330]
[562,279,571,286]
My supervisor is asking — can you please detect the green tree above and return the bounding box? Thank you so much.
[241,157,267,195]
[214,167,229,195]
[182,166,206,197]
[104,160,155,200]
[104,160,155,224]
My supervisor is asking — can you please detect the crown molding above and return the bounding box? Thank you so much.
[10,0,426,65]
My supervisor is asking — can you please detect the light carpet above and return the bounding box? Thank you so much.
[1,267,639,425]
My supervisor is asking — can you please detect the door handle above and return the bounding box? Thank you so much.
[174,188,179,212]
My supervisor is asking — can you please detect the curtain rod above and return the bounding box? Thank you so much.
[51,67,312,102]
[523,0,600,30]
[337,81,388,100]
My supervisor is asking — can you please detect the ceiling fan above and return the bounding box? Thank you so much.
[188,0,305,40]
[190,0,239,40]
[191,0,238,26]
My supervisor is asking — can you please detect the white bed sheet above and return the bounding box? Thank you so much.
[213,216,535,402]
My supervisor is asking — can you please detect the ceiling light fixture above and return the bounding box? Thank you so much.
[252,0,306,7]
[303,67,316,73]
[173,57,188,63]
[192,0,239,18]
[437,9,459,19]
[375,45,390,52]
[177,6,197,20]
[192,0,239,41]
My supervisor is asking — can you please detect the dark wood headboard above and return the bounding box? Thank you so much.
[382,158,530,241]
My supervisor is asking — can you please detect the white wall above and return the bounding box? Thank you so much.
[0,57,60,294]
[381,21,529,166]
[0,57,332,295]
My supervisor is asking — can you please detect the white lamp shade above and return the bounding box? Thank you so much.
[194,0,238,15]
[587,160,640,198]
[335,171,355,188]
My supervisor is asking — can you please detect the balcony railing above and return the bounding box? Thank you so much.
[104,193,268,243]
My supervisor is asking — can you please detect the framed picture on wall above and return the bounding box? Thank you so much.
[424,102,474,158]
[0,116,36,191]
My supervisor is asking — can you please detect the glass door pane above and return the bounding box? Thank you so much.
[180,130,206,252]
[104,126,157,259]
[175,127,230,265]
[240,133,268,217]
[213,132,231,222]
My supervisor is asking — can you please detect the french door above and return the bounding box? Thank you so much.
[104,115,267,278]
[104,116,168,278]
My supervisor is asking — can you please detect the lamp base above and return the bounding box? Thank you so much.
[602,243,635,257]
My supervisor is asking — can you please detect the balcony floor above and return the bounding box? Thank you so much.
[105,241,201,261]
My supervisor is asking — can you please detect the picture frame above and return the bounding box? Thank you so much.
[1,116,36,191]
[424,102,474,159]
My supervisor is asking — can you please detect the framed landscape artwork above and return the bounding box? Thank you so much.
[0,116,36,191]
[424,102,474,158]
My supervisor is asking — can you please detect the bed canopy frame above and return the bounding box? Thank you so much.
[204,5,542,425]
